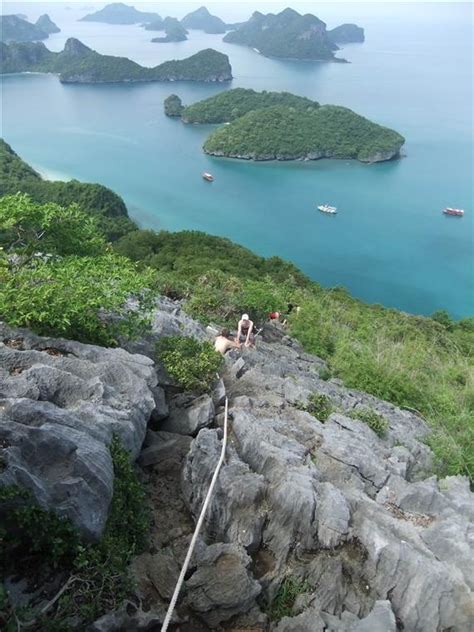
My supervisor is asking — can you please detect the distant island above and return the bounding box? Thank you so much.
[0,15,49,43]
[166,88,404,163]
[35,14,61,35]
[181,6,227,34]
[151,17,188,43]
[223,8,364,61]
[143,17,164,30]
[0,38,232,83]
[80,2,160,24]
[328,23,365,44]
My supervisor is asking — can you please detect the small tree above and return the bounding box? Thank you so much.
[0,193,106,260]
[0,254,155,345]
[156,336,223,393]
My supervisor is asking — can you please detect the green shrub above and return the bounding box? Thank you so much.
[156,335,223,393]
[0,253,155,345]
[269,576,311,621]
[0,193,106,258]
[298,392,333,422]
[349,407,389,437]
[319,367,332,381]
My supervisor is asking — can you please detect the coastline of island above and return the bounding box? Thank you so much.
[0,39,232,83]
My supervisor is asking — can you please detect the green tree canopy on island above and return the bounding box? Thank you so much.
[181,88,318,124]
[203,104,405,162]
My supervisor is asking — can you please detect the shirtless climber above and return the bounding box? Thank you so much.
[214,328,241,355]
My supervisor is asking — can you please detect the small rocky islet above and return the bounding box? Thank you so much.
[166,88,405,163]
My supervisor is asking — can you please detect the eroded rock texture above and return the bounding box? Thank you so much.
[0,323,157,538]
[180,331,473,630]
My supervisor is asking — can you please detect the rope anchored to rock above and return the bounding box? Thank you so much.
[160,397,229,632]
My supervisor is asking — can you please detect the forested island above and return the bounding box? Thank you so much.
[165,88,404,163]
[328,23,365,44]
[0,15,50,43]
[0,38,232,83]
[224,8,341,61]
[80,2,160,24]
[150,17,188,43]
[35,14,61,35]
[181,6,227,34]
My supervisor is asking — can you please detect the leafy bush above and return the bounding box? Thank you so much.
[1,437,149,629]
[319,367,332,381]
[0,140,135,242]
[0,253,155,345]
[156,335,223,393]
[349,407,389,437]
[297,392,333,422]
[269,576,311,621]
[0,193,106,258]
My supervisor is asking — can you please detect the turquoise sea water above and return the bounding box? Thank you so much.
[1,2,473,318]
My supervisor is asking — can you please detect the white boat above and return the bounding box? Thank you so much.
[443,207,464,217]
[318,204,337,214]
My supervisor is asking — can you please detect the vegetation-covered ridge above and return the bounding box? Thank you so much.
[0,143,472,482]
[0,38,232,83]
[223,7,342,61]
[0,139,135,240]
[180,87,318,124]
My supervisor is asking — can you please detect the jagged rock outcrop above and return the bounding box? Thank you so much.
[180,329,473,630]
[4,303,471,630]
[0,322,157,538]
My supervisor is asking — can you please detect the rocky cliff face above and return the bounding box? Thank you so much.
[0,322,157,539]
[1,303,473,630]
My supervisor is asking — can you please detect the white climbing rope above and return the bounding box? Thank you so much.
[160,397,229,632]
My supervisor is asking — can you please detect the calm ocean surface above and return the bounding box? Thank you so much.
[1,2,473,318]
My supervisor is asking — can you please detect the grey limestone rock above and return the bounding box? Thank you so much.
[184,541,261,626]
[159,393,215,436]
[181,333,473,631]
[0,323,157,538]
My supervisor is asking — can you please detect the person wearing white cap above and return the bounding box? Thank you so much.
[237,313,254,347]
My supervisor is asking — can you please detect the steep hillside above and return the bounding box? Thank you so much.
[0,139,135,240]
[0,146,472,629]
